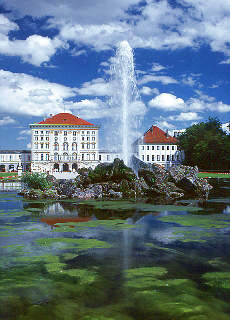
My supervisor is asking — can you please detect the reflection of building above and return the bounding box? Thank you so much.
[134,125,184,169]
[30,113,100,173]
[0,150,31,172]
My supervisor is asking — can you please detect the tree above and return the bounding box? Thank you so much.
[178,118,230,170]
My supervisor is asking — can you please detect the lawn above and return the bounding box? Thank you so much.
[198,172,230,179]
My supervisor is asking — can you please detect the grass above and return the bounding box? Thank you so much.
[198,172,230,178]
[0,172,18,177]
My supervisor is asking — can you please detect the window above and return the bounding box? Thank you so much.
[167,146,169,150]
[54,153,58,161]
[142,155,144,161]
[157,155,160,161]
[35,143,38,149]
[41,137,44,141]
[63,143,68,151]
[87,154,90,160]
[172,155,174,161]
[142,146,144,150]
[41,143,44,149]
[172,146,175,150]
[152,146,154,150]
[46,137,49,141]
[87,143,90,149]
[87,131,90,134]
[64,137,67,141]
[93,154,96,160]
[87,137,90,141]
[82,154,84,160]
[157,146,160,150]
[99,155,102,161]
[177,155,180,161]
[152,155,154,161]
[72,153,77,160]
[92,131,95,135]
[92,144,95,149]
[82,131,84,134]
[162,155,165,161]
[72,143,77,151]
[41,154,44,161]
[35,131,38,134]
[46,143,49,149]
[167,155,170,161]
[82,143,84,149]
[46,154,49,161]
[73,137,76,141]
[147,146,149,150]
[107,155,110,161]
[35,137,38,141]
[63,153,68,161]
[64,131,67,136]
[92,137,95,141]
[147,155,149,161]
[40,131,43,134]
[54,143,59,151]
[73,131,77,136]
[46,131,49,135]
[54,131,58,136]
[82,136,85,141]
[162,146,164,150]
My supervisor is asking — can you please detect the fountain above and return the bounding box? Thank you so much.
[110,41,140,166]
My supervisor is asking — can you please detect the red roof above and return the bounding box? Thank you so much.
[143,126,177,144]
[38,113,95,126]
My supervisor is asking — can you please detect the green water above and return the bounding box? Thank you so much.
[1,182,230,320]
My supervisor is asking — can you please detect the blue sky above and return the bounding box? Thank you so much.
[0,0,230,149]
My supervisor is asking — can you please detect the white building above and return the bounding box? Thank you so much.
[30,113,100,173]
[98,150,121,163]
[170,129,186,138]
[134,125,184,169]
[0,150,31,172]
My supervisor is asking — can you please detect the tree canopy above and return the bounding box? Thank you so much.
[177,118,230,170]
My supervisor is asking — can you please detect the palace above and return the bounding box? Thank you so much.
[134,125,184,169]
[30,113,100,173]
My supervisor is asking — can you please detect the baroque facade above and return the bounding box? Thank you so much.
[30,113,100,173]
[134,125,184,169]
[0,150,31,172]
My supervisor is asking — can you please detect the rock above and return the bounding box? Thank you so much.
[107,189,123,199]
[56,180,77,197]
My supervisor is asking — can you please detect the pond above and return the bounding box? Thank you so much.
[1,180,230,320]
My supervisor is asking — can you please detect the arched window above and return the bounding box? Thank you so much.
[63,143,68,151]
[54,153,58,161]
[54,143,59,151]
[72,142,77,151]
[63,153,68,161]
[72,153,77,160]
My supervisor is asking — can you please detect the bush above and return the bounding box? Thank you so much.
[21,172,53,191]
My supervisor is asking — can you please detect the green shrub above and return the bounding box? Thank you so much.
[21,172,53,191]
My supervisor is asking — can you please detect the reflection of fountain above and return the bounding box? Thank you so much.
[110,41,140,166]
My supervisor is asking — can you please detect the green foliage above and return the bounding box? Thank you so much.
[178,118,230,170]
[21,172,53,191]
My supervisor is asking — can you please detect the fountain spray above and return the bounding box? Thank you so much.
[110,41,139,166]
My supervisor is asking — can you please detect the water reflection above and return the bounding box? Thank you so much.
[0,181,22,191]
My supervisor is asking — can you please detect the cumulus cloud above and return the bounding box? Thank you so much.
[0,14,64,66]
[149,93,185,111]
[169,112,202,121]
[139,75,178,86]
[1,0,230,60]
[76,78,112,96]
[140,86,159,96]
[0,116,16,126]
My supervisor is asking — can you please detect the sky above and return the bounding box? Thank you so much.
[0,0,230,150]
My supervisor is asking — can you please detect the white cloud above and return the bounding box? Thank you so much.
[0,116,15,126]
[155,120,175,131]
[169,112,202,121]
[76,78,112,96]
[0,14,64,66]
[2,0,230,60]
[16,129,31,140]
[220,58,230,64]
[140,86,159,96]
[149,93,185,111]
[152,63,166,72]
[138,74,178,86]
